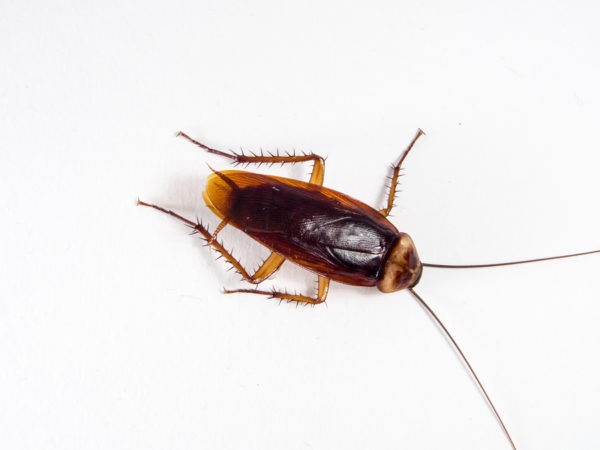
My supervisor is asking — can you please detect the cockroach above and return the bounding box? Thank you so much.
[138,130,600,450]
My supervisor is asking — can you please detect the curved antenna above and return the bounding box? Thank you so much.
[408,288,517,450]
[423,249,600,269]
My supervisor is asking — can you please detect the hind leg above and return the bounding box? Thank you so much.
[177,131,325,186]
[137,200,284,284]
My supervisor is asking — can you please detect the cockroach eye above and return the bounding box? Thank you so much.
[376,233,422,292]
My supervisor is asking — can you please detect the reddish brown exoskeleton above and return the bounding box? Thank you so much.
[138,130,600,450]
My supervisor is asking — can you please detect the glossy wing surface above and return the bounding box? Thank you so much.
[203,171,400,286]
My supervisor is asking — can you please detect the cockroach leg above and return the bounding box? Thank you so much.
[203,217,283,283]
[177,131,325,186]
[137,200,250,278]
[250,252,286,284]
[379,129,425,217]
[137,199,283,285]
[306,157,325,186]
[317,275,330,300]
[207,218,229,246]
[200,213,285,284]
[224,276,330,305]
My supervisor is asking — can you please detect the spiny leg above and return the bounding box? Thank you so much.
[177,131,325,186]
[224,276,330,305]
[379,129,425,217]
[137,200,250,277]
[251,252,286,284]
[207,218,228,246]
[137,200,284,284]
[200,216,285,284]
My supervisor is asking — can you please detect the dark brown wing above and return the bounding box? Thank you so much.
[203,170,400,286]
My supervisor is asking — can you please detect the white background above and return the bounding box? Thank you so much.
[1,1,600,449]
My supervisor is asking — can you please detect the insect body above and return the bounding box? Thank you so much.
[205,171,421,293]
[138,130,599,450]
[139,130,424,304]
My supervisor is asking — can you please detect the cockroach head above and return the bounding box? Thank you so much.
[377,233,422,293]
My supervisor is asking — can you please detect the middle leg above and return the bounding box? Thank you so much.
[224,276,330,305]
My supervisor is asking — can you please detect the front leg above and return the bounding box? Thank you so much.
[379,129,425,217]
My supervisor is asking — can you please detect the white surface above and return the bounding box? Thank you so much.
[1,1,600,449]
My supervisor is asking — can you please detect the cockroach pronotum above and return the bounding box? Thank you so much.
[138,130,600,450]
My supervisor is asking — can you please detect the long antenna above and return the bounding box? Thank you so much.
[422,249,600,269]
[408,288,517,450]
